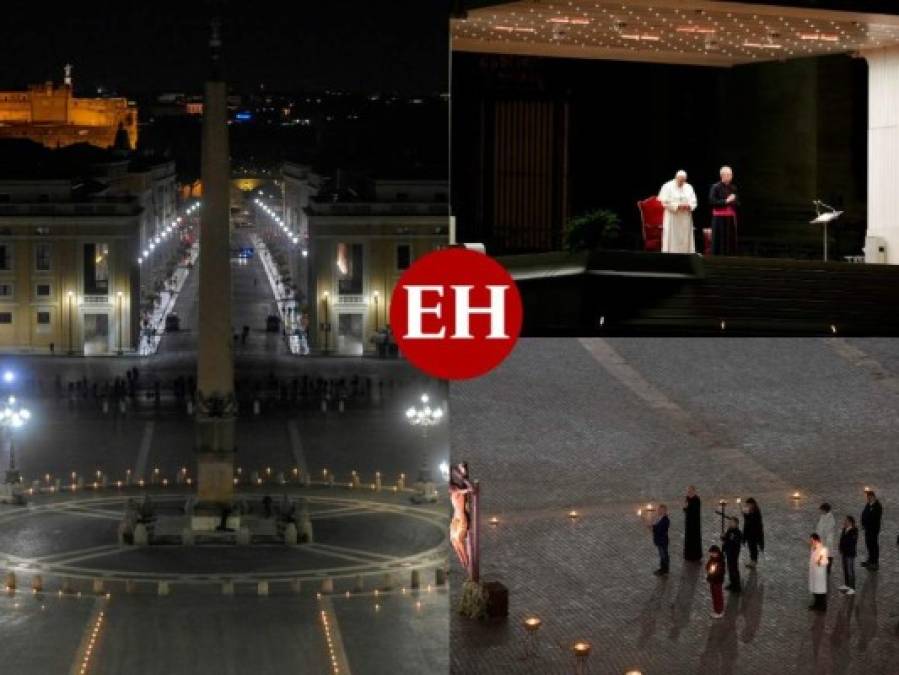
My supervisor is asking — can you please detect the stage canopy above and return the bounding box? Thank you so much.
[452,0,899,66]
[452,0,899,264]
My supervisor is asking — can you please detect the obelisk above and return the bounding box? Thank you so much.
[195,14,236,519]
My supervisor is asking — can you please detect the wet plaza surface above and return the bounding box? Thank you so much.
[0,233,449,675]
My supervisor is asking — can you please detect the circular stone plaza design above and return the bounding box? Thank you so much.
[0,487,446,594]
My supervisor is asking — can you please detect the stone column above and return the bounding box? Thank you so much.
[864,46,899,264]
[195,17,236,510]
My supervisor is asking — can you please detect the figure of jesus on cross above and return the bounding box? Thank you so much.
[449,462,479,582]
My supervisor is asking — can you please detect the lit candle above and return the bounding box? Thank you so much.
[523,616,542,632]
[792,491,801,500]
[572,641,591,657]
[489,516,499,526]
[568,510,579,520]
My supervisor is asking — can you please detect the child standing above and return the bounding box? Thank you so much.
[706,545,726,618]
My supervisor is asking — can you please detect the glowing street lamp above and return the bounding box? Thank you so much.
[405,394,444,427]
[1,395,30,485]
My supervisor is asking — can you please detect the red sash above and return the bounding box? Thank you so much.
[712,207,737,218]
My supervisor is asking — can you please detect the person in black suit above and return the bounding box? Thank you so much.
[838,515,858,594]
[721,516,743,592]
[650,504,671,576]
[742,497,765,568]
[860,490,883,571]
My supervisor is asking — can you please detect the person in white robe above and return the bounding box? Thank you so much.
[809,533,829,612]
[815,503,836,574]
[658,170,697,254]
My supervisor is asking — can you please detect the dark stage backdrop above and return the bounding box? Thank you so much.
[451,51,868,259]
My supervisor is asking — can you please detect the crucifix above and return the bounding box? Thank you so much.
[449,462,480,583]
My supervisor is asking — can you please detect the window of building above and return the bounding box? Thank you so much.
[0,243,11,271]
[336,243,364,296]
[35,243,52,271]
[0,284,12,298]
[396,244,412,271]
[36,311,50,325]
[36,283,51,297]
[83,243,109,295]
[0,313,12,324]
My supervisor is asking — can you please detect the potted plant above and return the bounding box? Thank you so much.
[563,209,623,252]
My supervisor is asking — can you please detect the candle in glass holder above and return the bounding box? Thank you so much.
[489,516,499,527]
[791,491,801,500]
[568,510,579,520]
[572,641,591,657]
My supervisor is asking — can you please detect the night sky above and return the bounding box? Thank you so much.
[1,1,450,95]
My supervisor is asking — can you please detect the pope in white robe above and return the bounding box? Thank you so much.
[658,170,697,254]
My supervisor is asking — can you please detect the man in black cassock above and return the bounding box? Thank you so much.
[683,485,703,561]
[709,166,739,255]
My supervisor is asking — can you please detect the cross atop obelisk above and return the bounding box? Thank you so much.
[194,7,236,518]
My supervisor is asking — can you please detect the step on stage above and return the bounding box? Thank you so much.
[505,251,899,336]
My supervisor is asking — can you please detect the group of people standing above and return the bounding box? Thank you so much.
[657,166,739,256]
[646,487,884,619]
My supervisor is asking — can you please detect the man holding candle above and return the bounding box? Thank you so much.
[809,533,829,611]
[650,504,670,576]
[816,503,836,575]
[721,517,743,592]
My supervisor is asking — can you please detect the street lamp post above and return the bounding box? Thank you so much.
[1,395,30,486]
[116,291,124,356]
[321,291,330,355]
[372,291,380,332]
[67,291,75,356]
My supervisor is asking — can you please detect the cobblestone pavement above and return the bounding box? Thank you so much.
[450,338,899,675]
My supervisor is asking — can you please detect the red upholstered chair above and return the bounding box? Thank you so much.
[637,196,664,252]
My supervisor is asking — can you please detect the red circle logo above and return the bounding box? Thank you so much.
[389,248,523,380]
